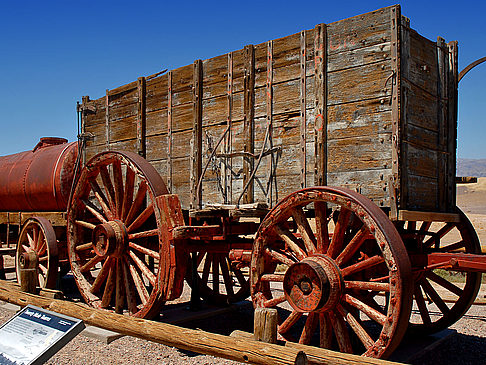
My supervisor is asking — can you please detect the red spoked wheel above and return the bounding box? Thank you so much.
[16,217,59,289]
[67,151,173,318]
[250,187,413,358]
[185,251,250,304]
[396,208,482,334]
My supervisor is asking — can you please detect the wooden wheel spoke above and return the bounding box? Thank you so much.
[263,295,286,308]
[101,265,116,308]
[75,242,94,252]
[327,208,351,259]
[344,280,390,292]
[414,284,432,325]
[260,274,285,282]
[127,204,154,233]
[273,225,306,260]
[125,181,148,226]
[424,223,455,248]
[341,255,385,277]
[128,261,149,305]
[201,254,212,285]
[291,207,317,255]
[328,309,353,353]
[426,271,463,296]
[420,278,450,315]
[233,267,248,289]
[212,255,220,295]
[129,251,156,286]
[129,242,160,260]
[418,221,432,242]
[439,240,466,252]
[337,304,374,350]
[264,247,295,267]
[319,312,332,349]
[115,259,125,313]
[90,257,114,294]
[335,225,370,266]
[278,310,302,334]
[37,239,47,256]
[314,201,330,253]
[128,229,159,240]
[344,293,386,326]
[112,160,124,218]
[89,178,115,220]
[82,199,108,224]
[122,259,139,314]
[299,312,318,345]
[26,232,35,249]
[38,264,48,275]
[75,220,96,230]
[22,244,31,253]
[38,256,48,263]
[80,255,104,273]
[100,165,117,213]
[121,168,136,220]
[219,257,234,297]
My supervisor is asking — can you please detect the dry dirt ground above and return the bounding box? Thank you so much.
[1,180,486,364]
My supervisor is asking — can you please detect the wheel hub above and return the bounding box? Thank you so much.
[92,220,128,258]
[283,255,343,313]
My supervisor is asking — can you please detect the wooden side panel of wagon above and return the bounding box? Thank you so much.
[80,4,457,216]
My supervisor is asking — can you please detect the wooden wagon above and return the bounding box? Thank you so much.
[1,4,485,359]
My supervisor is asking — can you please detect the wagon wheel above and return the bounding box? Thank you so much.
[67,151,171,318]
[396,208,482,334]
[250,187,413,358]
[16,217,59,289]
[185,251,250,304]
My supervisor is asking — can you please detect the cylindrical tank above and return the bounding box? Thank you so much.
[0,137,78,212]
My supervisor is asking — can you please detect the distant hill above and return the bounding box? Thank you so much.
[457,158,486,177]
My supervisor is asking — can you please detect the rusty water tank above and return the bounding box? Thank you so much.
[0,137,78,212]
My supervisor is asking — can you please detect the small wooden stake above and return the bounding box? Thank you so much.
[254,307,278,344]
[20,251,38,294]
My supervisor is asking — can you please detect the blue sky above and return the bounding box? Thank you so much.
[0,0,484,158]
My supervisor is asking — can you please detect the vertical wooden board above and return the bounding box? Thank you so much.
[327,170,391,207]
[314,23,327,187]
[191,60,203,209]
[137,77,146,157]
[145,73,168,113]
[447,41,458,210]
[436,37,448,212]
[243,45,255,204]
[327,100,392,140]
[146,133,169,161]
[146,109,168,136]
[327,6,394,55]
[405,175,439,211]
[327,134,392,173]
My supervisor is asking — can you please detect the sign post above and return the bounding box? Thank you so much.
[0,305,85,365]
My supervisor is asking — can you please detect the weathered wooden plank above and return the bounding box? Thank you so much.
[167,71,173,192]
[300,30,307,189]
[447,41,458,211]
[109,115,137,143]
[191,60,203,209]
[314,23,327,186]
[405,175,439,211]
[390,5,400,218]
[146,108,168,136]
[137,77,146,157]
[437,37,448,212]
[406,144,438,179]
[146,133,168,161]
[243,45,255,204]
[105,90,110,150]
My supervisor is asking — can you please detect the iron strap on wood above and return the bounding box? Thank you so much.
[243,45,255,204]
[226,52,233,204]
[105,89,110,151]
[191,60,203,209]
[137,77,146,158]
[314,23,327,187]
[266,40,274,207]
[168,71,173,193]
[389,6,400,219]
[300,30,307,189]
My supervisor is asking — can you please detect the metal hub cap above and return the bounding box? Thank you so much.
[283,255,343,313]
[92,220,128,258]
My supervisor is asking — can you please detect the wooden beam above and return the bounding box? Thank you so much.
[314,23,327,187]
[300,30,307,189]
[225,52,233,204]
[437,36,448,212]
[137,77,146,157]
[230,330,401,365]
[167,71,173,193]
[243,45,255,204]
[266,40,274,207]
[447,41,458,210]
[396,210,460,223]
[191,60,203,209]
[0,280,322,365]
[105,89,110,151]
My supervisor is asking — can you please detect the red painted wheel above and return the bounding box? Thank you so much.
[16,217,59,289]
[250,187,413,358]
[396,208,482,334]
[185,251,250,304]
[67,151,172,318]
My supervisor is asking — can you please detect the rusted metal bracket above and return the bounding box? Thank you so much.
[411,252,486,273]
